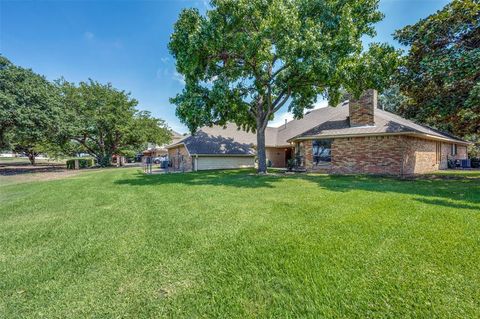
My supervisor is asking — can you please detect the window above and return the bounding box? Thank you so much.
[312,139,332,164]
[451,144,457,156]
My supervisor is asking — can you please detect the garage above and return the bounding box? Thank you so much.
[195,156,255,171]
[165,131,257,172]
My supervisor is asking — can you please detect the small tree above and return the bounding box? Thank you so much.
[0,56,61,165]
[60,80,172,166]
[169,0,399,173]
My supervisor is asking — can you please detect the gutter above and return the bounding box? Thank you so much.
[190,153,256,157]
[287,132,472,145]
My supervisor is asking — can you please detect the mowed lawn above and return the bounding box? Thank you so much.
[1,169,479,318]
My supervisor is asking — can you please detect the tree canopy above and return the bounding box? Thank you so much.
[59,80,172,166]
[169,0,399,173]
[393,0,480,138]
[0,56,62,164]
[1,56,172,166]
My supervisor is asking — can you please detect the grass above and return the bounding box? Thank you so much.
[1,168,479,318]
[425,169,480,179]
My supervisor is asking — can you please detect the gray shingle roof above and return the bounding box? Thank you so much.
[291,103,468,143]
[167,101,468,155]
[175,131,255,155]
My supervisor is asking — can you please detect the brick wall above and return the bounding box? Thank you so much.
[331,136,405,175]
[266,147,287,168]
[439,143,468,169]
[402,137,439,174]
[303,140,314,168]
[404,138,467,174]
[328,136,467,175]
[457,145,468,159]
[349,89,377,127]
[440,143,450,169]
[167,145,192,172]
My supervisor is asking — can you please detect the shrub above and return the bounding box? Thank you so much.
[254,157,273,168]
[287,158,296,171]
[471,158,480,168]
[66,158,95,169]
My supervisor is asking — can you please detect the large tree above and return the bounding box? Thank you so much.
[169,0,398,173]
[393,0,480,138]
[60,80,171,166]
[0,56,62,165]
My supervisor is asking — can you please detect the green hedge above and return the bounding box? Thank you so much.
[66,158,95,169]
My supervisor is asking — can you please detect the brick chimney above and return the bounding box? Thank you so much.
[349,89,377,127]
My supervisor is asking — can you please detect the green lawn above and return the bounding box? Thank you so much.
[1,169,479,318]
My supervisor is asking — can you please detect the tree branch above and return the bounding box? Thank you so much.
[271,63,289,80]
[272,90,291,114]
[73,137,98,157]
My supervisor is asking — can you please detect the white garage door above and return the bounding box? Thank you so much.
[196,156,255,171]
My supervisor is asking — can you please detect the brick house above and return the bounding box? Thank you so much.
[167,90,469,175]
[143,130,183,158]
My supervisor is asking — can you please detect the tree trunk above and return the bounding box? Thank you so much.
[28,153,35,166]
[256,125,267,174]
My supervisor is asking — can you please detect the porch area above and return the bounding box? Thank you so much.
[292,139,332,172]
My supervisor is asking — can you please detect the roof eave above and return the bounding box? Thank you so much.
[288,132,471,145]
[191,153,256,157]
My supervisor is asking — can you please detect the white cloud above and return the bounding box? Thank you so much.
[160,57,170,63]
[173,72,186,85]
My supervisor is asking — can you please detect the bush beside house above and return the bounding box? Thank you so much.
[66,158,95,169]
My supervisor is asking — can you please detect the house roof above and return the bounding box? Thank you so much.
[289,103,469,144]
[167,101,469,155]
[171,131,255,156]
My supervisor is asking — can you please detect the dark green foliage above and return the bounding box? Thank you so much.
[471,158,480,168]
[169,0,400,173]
[378,84,408,113]
[66,158,95,169]
[59,80,172,167]
[1,55,171,167]
[287,158,296,171]
[393,0,480,138]
[0,56,62,165]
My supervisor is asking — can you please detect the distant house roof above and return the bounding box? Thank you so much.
[169,131,255,156]
[167,101,469,155]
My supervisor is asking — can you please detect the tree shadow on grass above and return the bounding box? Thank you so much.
[0,162,66,176]
[114,169,278,188]
[299,173,480,209]
[413,198,480,211]
[114,169,480,207]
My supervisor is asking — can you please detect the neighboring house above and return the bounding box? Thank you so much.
[0,152,15,157]
[166,90,470,175]
[143,130,184,158]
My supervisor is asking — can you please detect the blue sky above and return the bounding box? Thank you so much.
[1,0,449,133]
